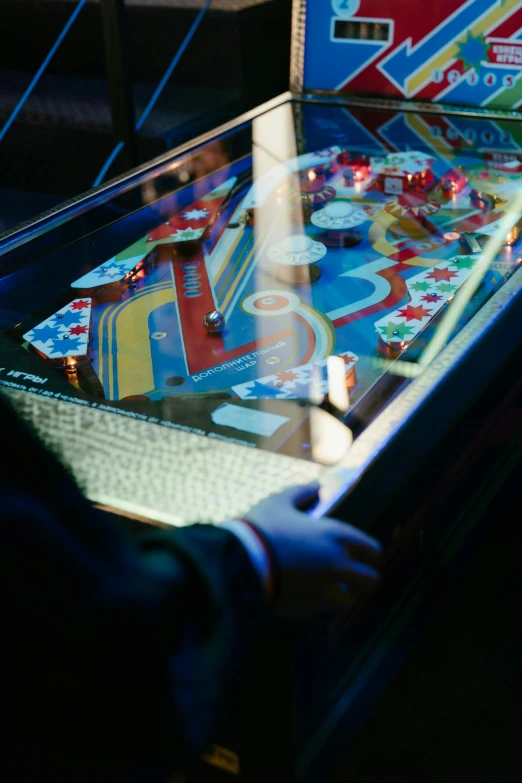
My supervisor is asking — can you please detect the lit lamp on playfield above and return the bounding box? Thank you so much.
[504,225,520,246]
[311,201,368,247]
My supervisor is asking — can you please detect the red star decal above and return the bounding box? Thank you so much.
[342,354,355,365]
[277,370,298,383]
[396,304,433,322]
[69,324,88,336]
[70,300,90,311]
[425,268,458,283]
[421,293,443,303]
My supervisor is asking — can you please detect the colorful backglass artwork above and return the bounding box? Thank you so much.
[299,0,522,110]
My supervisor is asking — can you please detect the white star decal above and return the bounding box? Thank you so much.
[172,227,205,243]
[182,208,209,221]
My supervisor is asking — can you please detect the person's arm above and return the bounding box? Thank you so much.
[0,394,381,770]
[1,483,270,768]
[0,394,270,768]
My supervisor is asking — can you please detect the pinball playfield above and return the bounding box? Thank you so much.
[5,102,521,459]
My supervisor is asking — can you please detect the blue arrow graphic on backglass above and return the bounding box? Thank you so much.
[378,0,498,95]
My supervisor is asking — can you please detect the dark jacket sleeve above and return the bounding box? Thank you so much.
[0,394,271,769]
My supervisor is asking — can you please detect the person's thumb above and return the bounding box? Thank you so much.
[282,482,321,511]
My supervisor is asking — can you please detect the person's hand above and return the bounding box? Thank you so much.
[243,482,382,618]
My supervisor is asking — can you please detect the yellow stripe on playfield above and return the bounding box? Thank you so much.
[214,227,246,284]
[407,0,520,96]
[98,283,164,393]
[219,237,257,313]
[100,282,173,399]
[219,212,282,314]
[114,286,176,399]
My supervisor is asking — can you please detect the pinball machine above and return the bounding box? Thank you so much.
[0,1,521,780]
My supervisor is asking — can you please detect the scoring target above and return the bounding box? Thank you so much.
[241,290,300,317]
[267,234,327,266]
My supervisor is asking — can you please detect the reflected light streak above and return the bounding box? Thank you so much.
[310,364,324,406]
[251,102,310,443]
[420,191,522,367]
[252,101,304,244]
[326,355,350,412]
[311,407,353,465]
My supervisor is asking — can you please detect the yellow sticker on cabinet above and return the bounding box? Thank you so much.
[201,744,241,775]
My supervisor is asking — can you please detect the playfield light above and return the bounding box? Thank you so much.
[504,226,519,246]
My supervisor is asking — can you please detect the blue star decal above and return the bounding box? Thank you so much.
[48,335,79,356]
[94,266,125,280]
[50,309,87,329]
[30,323,59,344]
[457,32,488,71]
[287,380,314,399]
[243,381,283,400]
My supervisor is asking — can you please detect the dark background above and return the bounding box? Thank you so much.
[329,475,522,782]
[0,0,292,233]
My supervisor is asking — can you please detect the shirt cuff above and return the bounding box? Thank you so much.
[220,519,275,603]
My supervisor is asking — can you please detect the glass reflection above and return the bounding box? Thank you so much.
[3,100,522,466]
